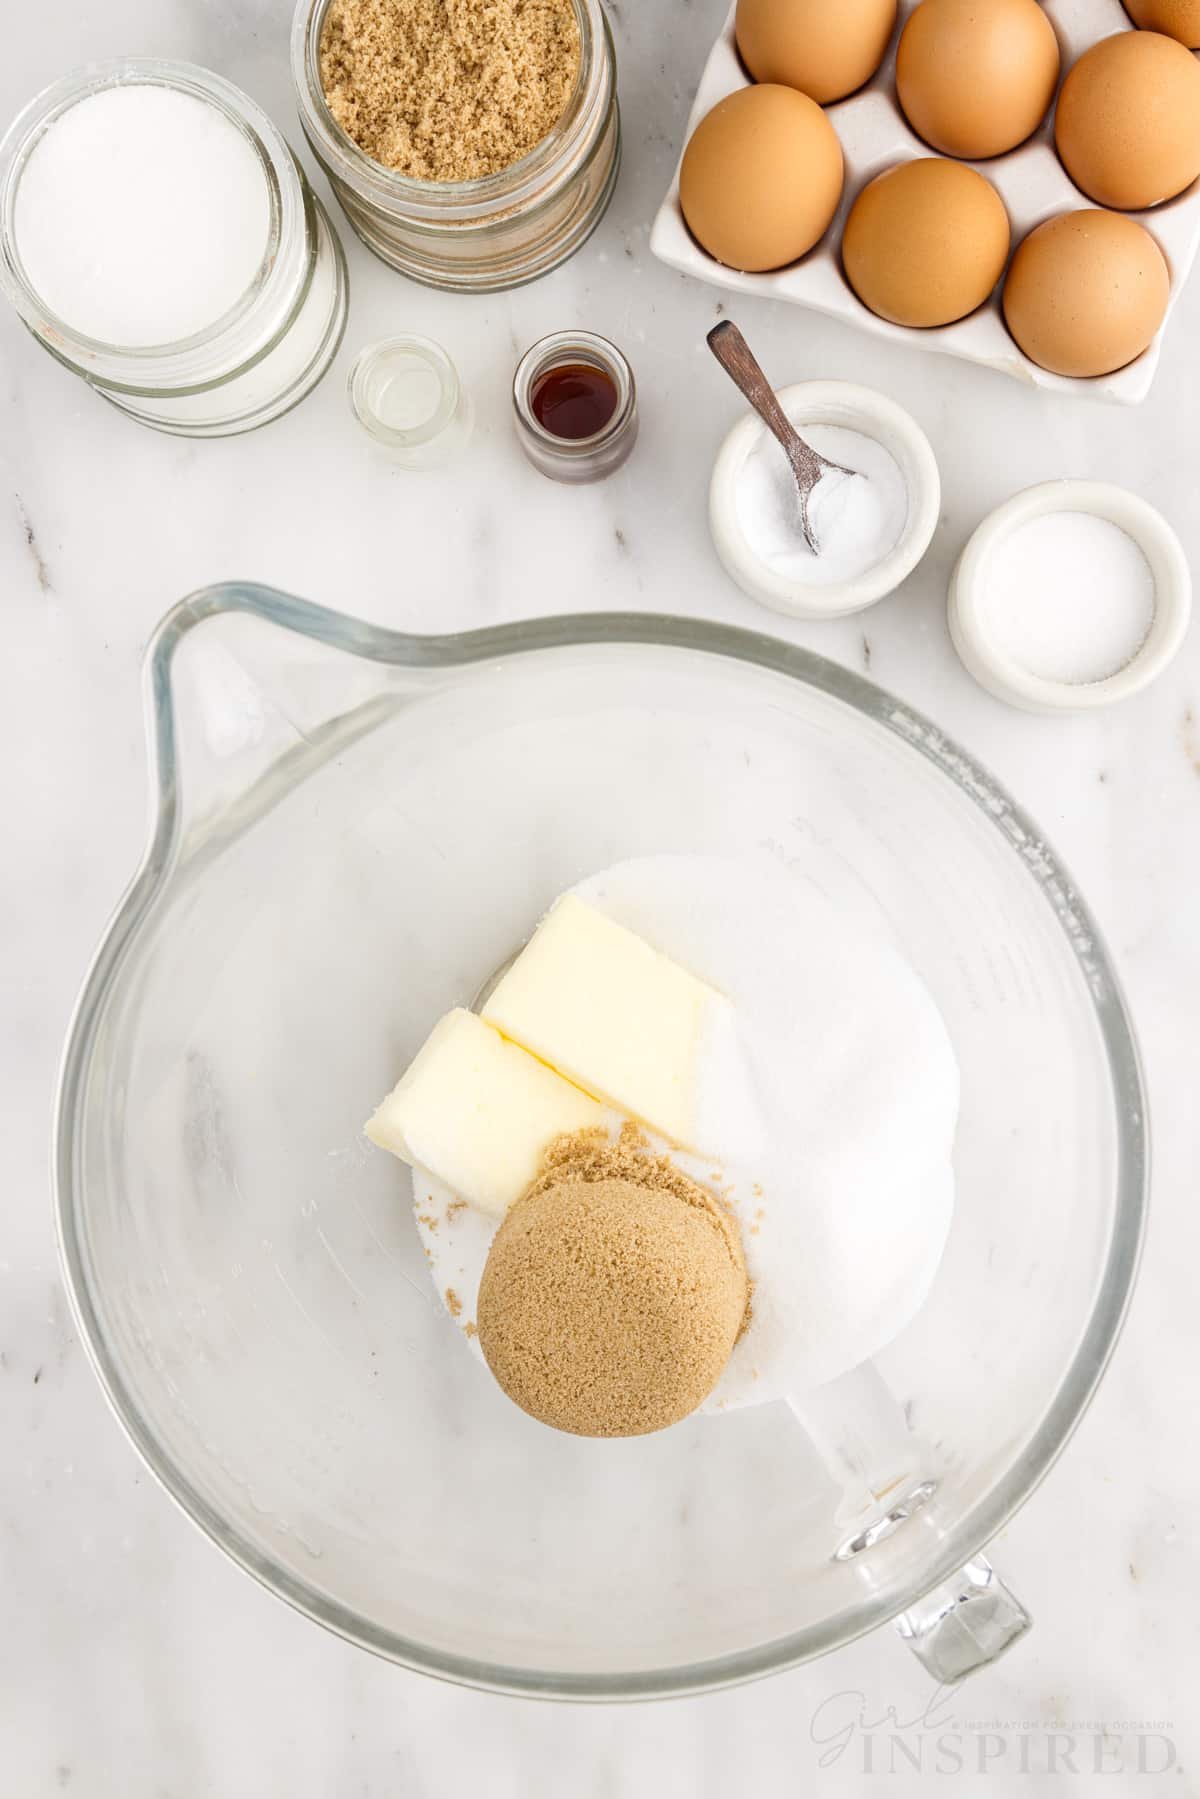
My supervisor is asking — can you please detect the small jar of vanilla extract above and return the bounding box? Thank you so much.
[512,330,637,483]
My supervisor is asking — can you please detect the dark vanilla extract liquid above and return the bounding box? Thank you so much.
[530,362,618,439]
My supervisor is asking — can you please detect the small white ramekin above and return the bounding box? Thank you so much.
[708,380,941,620]
[949,481,1192,714]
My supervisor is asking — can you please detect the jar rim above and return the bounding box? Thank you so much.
[513,330,636,455]
[292,0,610,218]
[349,333,463,450]
[0,58,310,386]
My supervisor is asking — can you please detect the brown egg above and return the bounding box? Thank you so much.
[1056,31,1200,209]
[896,0,1061,159]
[1004,210,1170,376]
[842,158,1011,327]
[1123,0,1200,48]
[736,0,898,105]
[679,85,844,272]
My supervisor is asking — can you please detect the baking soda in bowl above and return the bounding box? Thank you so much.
[735,422,909,588]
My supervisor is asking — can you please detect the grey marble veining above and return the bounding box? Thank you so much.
[1,0,1198,1791]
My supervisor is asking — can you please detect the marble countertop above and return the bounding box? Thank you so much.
[2,0,1197,1792]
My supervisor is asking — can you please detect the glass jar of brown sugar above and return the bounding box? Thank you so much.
[512,331,637,483]
[290,0,619,293]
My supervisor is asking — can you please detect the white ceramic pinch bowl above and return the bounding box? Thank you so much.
[651,0,1200,405]
[710,380,940,619]
[949,479,1192,712]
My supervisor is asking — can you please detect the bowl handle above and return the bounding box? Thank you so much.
[790,1367,1032,1683]
[894,1556,1031,1683]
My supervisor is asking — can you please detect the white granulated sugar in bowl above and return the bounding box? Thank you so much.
[414,852,960,1414]
[981,511,1157,685]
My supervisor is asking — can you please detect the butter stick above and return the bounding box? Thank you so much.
[482,894,730,1151]
[365,1009,603,1217]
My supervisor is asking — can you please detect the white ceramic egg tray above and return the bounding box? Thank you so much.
[650,0,1200,404]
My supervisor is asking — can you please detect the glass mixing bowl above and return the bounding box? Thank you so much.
[55,587,1146,1697]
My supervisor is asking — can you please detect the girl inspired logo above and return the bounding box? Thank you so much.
[809,1688,1177,1777]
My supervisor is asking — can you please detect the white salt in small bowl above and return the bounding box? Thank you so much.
[950,481,1191,715]
[709,381,941,621]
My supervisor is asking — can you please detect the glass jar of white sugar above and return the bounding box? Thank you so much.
[0,60,349,437]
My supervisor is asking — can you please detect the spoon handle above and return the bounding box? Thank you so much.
[706,320,821,481]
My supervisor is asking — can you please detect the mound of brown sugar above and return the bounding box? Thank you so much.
[477,1128,750,1438]
[319,0,581,182]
